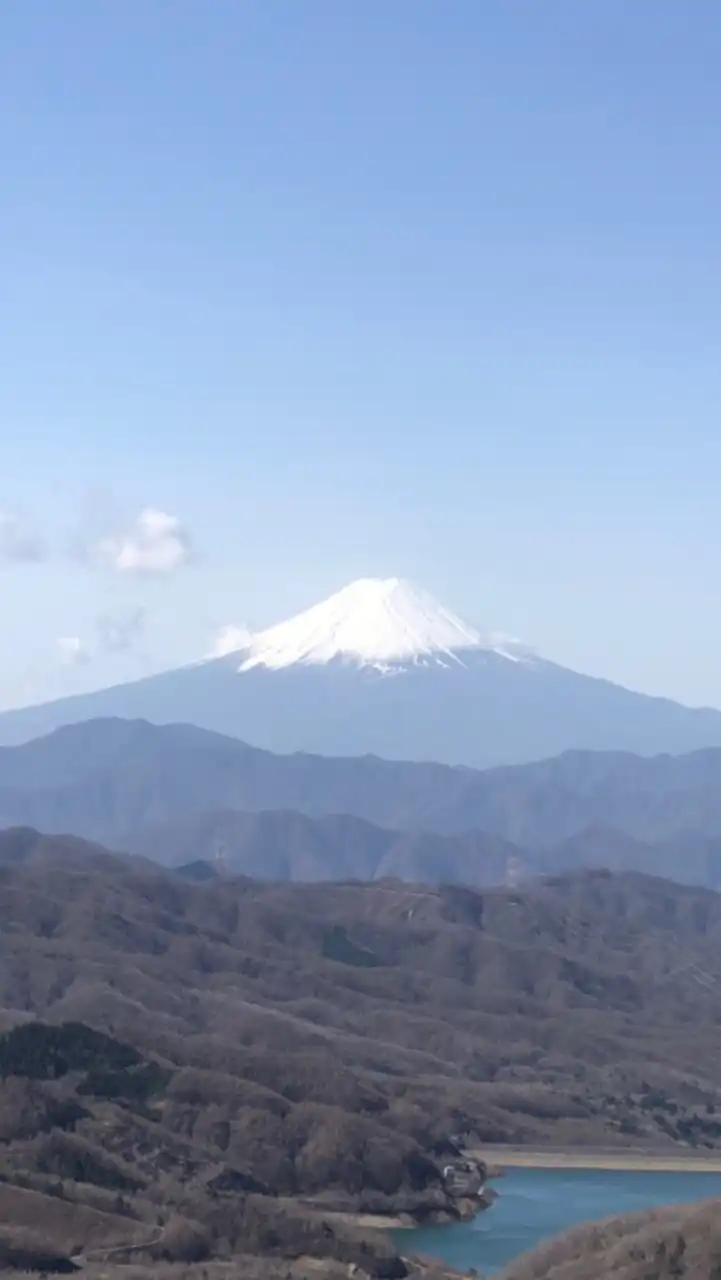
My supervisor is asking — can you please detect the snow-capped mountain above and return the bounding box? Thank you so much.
[2,577,721,767]
[226,577,527,672]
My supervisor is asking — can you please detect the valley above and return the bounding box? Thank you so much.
[3,826,721,1277]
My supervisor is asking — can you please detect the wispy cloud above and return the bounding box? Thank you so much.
[79,505,193,576]
[55,609,147,669]
[96,608,146,653]
[0,513,46,565]
[208,623,252,658]
[56,636,92,667]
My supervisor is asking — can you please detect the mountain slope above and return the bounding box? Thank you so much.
[500,1198,721,1280]
[2,579,721,767]
[7,832,721,1277]
[6,829,721,1144]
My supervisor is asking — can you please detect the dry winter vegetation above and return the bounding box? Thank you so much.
[4,829,721,1277]
[499,1198,721,1279]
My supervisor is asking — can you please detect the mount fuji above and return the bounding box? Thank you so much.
[233,576,529,672]
[2,577,721,767]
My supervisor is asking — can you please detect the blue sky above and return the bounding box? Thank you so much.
[2,0,721,709]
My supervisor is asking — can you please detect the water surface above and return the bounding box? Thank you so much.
[396,1167,721,1275]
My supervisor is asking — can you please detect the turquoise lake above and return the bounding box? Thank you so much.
[395,1167,721,1275]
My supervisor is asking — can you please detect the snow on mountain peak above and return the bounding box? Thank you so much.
[235,577,528,672]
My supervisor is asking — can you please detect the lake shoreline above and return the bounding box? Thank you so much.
[474,1146,721,1173]
[396,1164,721,1275]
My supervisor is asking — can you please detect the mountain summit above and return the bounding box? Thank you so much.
[234,576,527,672]
[2,578,721,766]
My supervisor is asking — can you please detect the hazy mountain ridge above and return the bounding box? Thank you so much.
[4,720,721,887]
[128,811,721,891]
[126,808,533,884]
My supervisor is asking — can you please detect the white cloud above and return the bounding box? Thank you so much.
[208,624,252,658]
[89,507,193,576]
[0,513,46,564]
[57,636,92,667]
